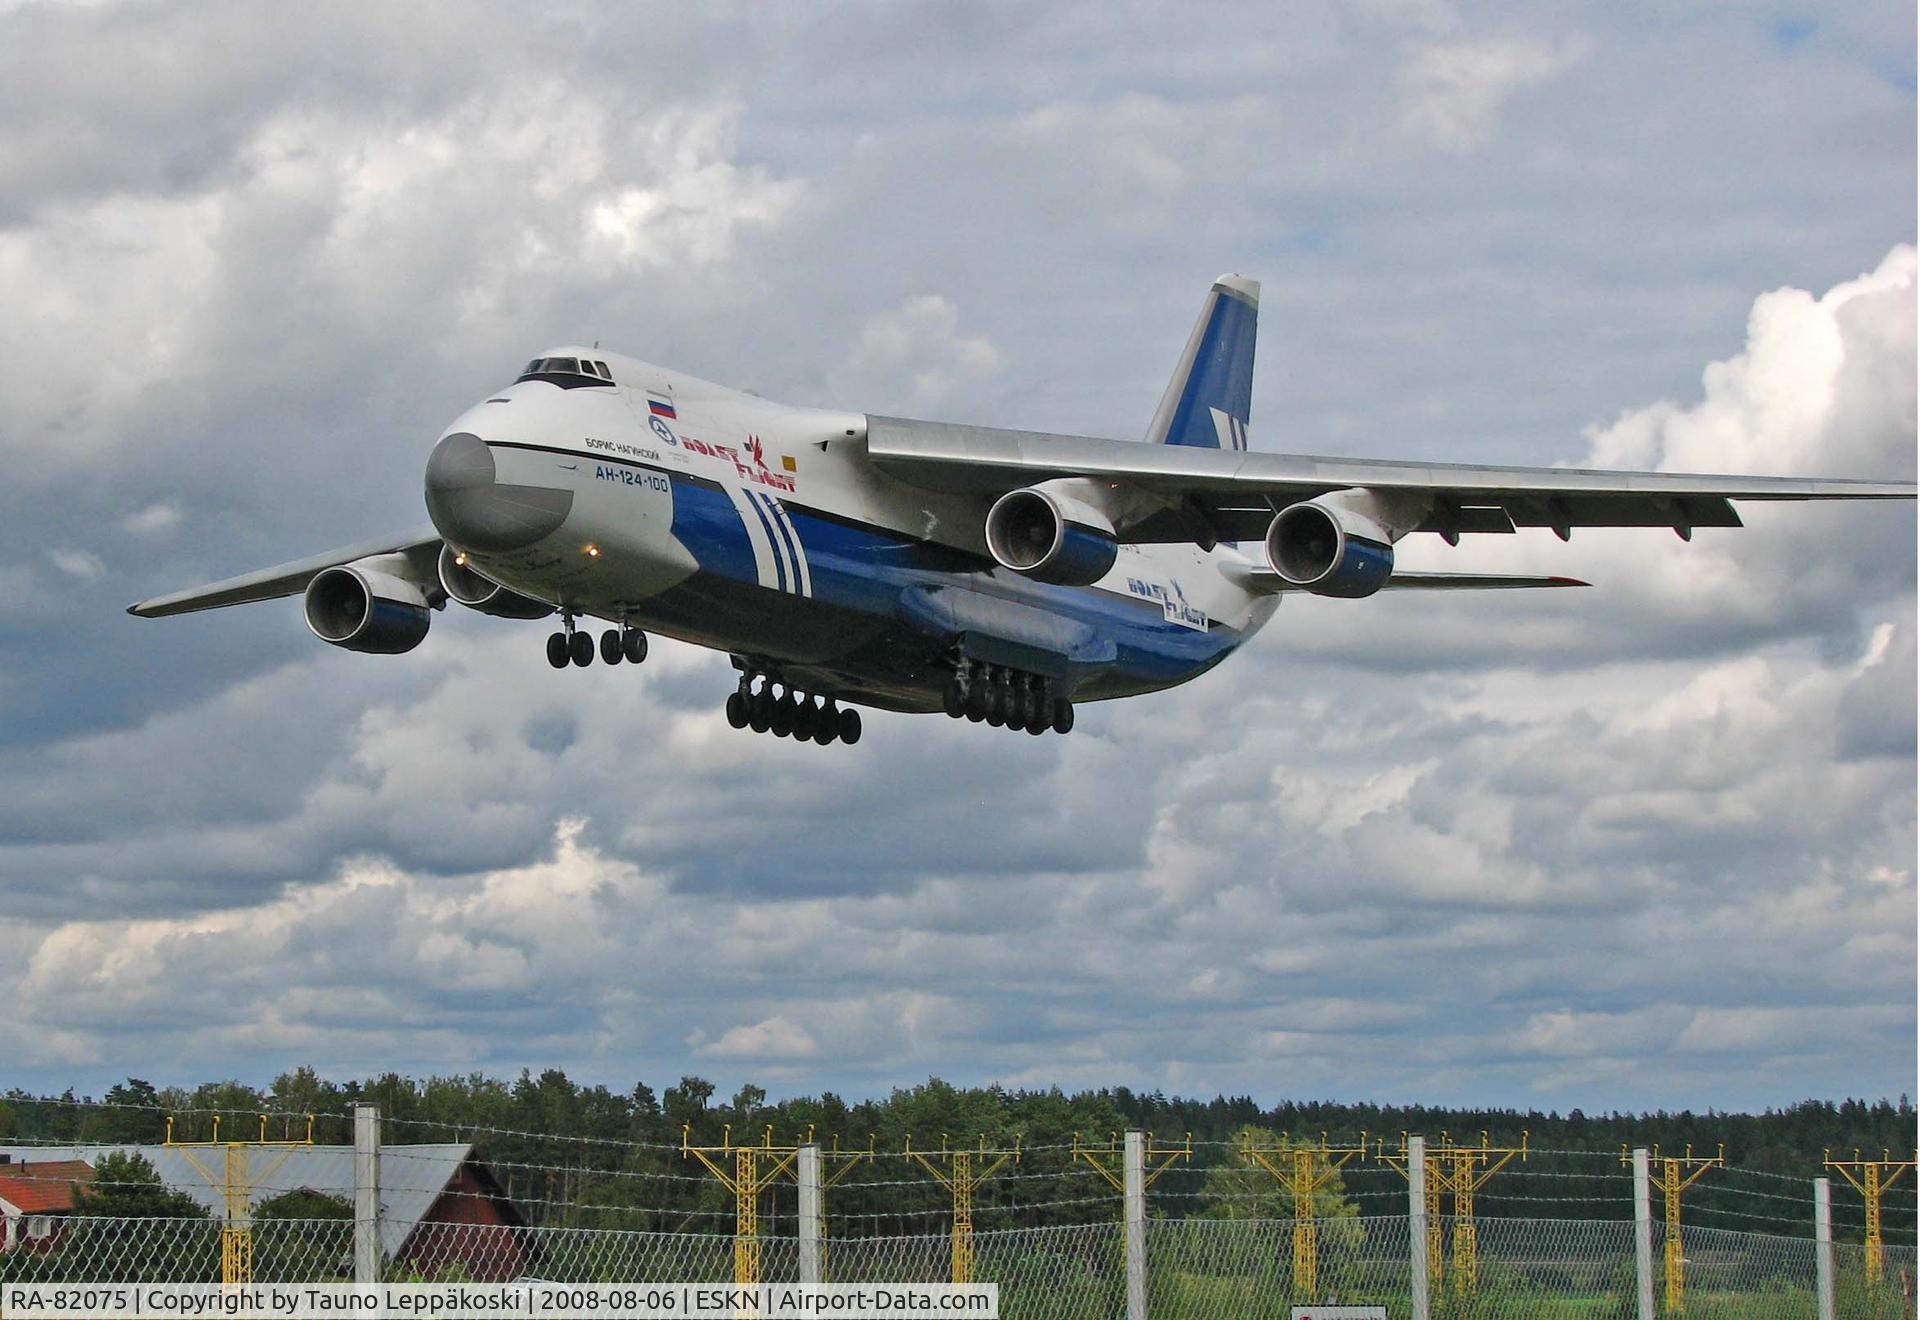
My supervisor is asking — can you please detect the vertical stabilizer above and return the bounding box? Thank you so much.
[1144,274,1259,450]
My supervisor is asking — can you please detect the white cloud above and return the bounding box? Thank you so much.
[122,502,182,534]
[1400,35,1591,151]
[48,547,105,578]
[835,295,1002,415]
[0,2,1909,1111]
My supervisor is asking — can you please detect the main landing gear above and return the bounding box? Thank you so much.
[546,615,648,669]
[725,673,861,746]
[944,659,1074,735]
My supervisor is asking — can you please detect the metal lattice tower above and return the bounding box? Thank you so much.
[1825,1149,1914,1285]
[682,1124,801,1287]
[1623,1143,1722,1315]
[1439,1131,1528,1293]
[1072,1131,1191,1192]
[908,1135,1020,1284]
[165,1113,315,1284]
[1235,1132,1367,1301]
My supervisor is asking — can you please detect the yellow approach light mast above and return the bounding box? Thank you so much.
[682,1124,802,1287]
[1623,1143,1722,1315]
[1072,1130,1192,1191]
[1233,1131,1368,1301]
[1436,1131,1527,1293]
[1377,1133,1448,1291]
[1825,1149,1914,1286]
[165,1113,315,1284]
[908,1134,1021,1284]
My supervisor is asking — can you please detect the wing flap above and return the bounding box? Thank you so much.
[1230,563,1589,593]
[128,529,441,618]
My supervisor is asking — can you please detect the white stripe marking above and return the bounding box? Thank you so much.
[765,496,811,597]
[725,484,780,589]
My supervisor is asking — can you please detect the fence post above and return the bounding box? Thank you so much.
[353,1103,382,1286]
[1632,1147,1654,1320]
[1408,1135,1429,1320]
[1815,1176,1834,1320]
[1124,1130,1146,1320]
[798,1143,823,1286]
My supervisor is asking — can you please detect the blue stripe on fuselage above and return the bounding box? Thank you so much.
[661,472,1242,690]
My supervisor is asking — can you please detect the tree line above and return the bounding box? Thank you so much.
[3,1072,1911,1240]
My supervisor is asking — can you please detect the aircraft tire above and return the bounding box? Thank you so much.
[965,681,989,720]
[546,633,569,669]
[569,631,594,667]
[622,630,648,664]
[600,629,623,665]
[1051,699,1074,734]
[770,694,795,738]
[1027,714,1047,735]
[794,698,816,740]
[813,715,837,746]
[838,708,862,745]
[942,681,966,718]
[749,691,773,733]
[725,692,748,729]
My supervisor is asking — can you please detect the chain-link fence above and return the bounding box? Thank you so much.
[5,1213,1916,1318]
[2,1118,1913,1320]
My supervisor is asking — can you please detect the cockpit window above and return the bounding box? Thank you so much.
[516,356,615,387]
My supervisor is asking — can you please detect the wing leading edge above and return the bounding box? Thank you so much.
[865,416,1914,543]
[127,530,441,618]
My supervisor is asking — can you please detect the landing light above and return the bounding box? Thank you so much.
[453,552,468,566]
[585,544,601,558]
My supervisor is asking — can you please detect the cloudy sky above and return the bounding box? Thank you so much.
[0,1,1912,1113]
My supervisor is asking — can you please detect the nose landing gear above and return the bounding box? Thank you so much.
[547,614,647,669]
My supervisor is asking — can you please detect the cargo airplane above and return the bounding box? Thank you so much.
[131,276,1915,745]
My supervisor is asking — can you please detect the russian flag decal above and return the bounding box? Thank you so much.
[647,394,677,419]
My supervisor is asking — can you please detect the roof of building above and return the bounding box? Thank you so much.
[0,1174,80,1214]
[0,1159,94,1184]
[0,1144,488,1257]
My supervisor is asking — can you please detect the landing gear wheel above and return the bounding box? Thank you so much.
[569,631,594,667]
[622,630,648,664]
[770,693,795,738]
[966,682,989,721]
[837,708,862,745]
[546,633,569,669]
[794,698,817,741]
[725,692,749,729]
[943,681,966,718]
[749,690,772,733]
[1026,704,1049,735]
[1051,699,1074,735]
[600,629,623,665]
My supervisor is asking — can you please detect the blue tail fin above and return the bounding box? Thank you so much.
[1144,274,1259,450]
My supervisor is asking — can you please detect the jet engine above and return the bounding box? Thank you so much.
[984,484,1119,587]
[1265,497,1395,598]
[304,558,433,654]
[437,544,555,619]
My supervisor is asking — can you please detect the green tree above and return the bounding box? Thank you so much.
[75,1153,210,1219]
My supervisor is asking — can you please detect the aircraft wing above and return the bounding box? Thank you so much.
[127,529,441,618]
[865,416,1916,543]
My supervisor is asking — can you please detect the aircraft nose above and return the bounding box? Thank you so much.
[424,432,574,552]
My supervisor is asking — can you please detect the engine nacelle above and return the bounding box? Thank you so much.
[304,560,432,654]
[984,486,1119,587]
[1265,499,1395,598]
[437,544,555,620]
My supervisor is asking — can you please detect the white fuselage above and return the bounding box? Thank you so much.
[426,347,1277,711]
